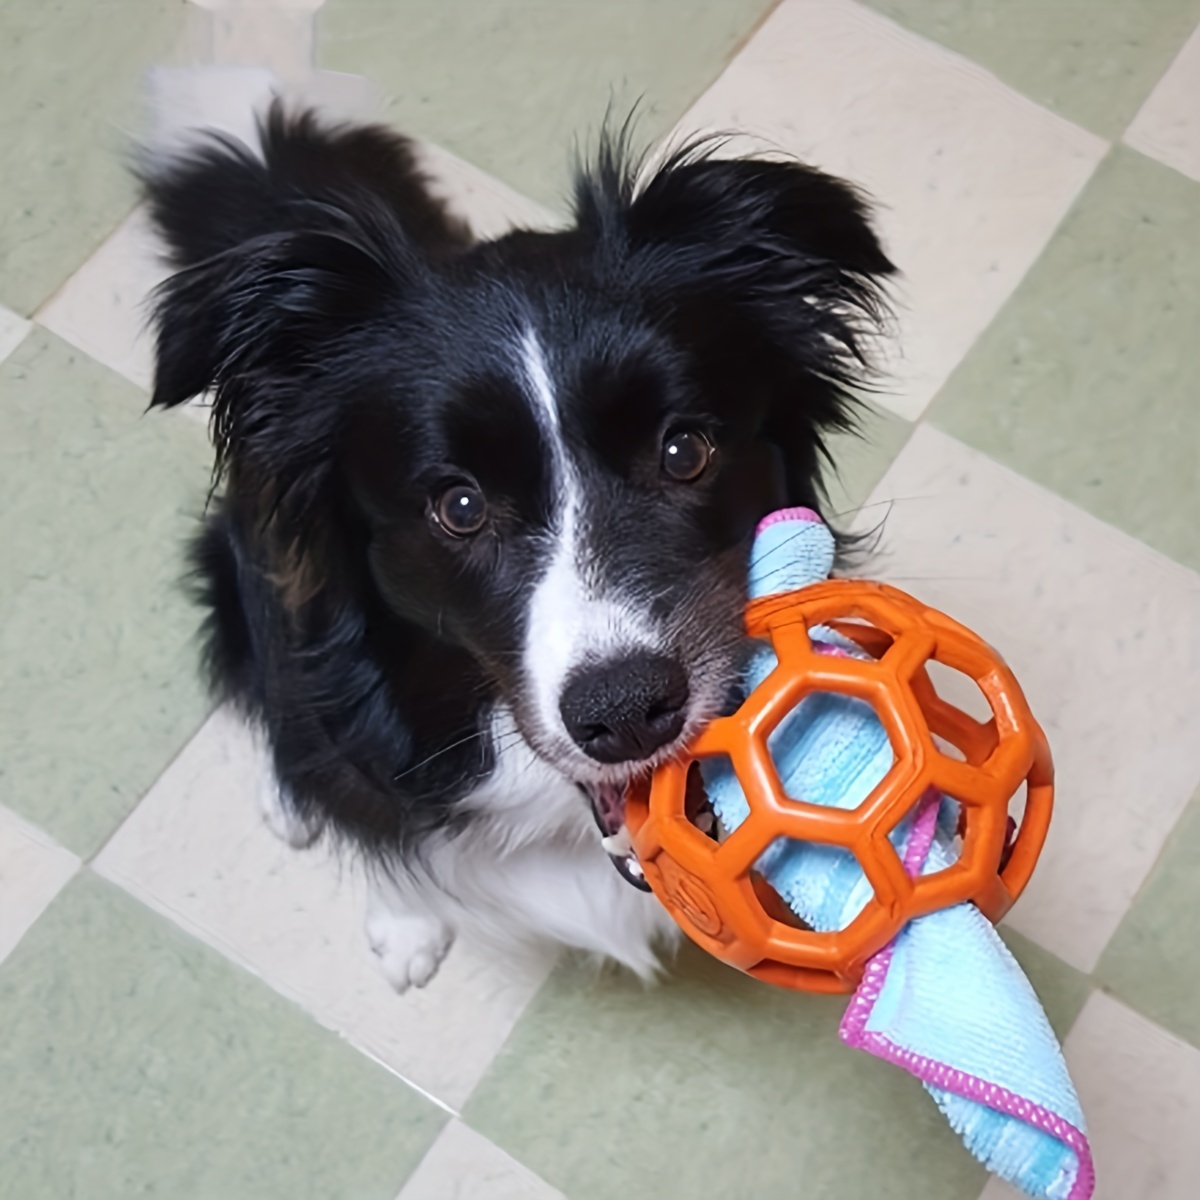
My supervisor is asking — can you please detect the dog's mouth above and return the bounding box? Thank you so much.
[582,765,721,893]
[561,678,744,893]
[582,781,650,891]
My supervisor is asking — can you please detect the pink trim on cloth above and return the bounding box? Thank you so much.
[755,507,822,536]
[813,643,853,660]
[902,789,941,873]
[839,789,1096,1200]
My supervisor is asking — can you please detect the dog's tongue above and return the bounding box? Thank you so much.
[590,782,626,836]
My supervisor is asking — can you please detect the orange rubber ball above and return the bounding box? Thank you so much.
[625,580,1054,994]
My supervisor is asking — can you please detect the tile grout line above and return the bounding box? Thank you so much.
[914,423,1200,595]
[83,703,221,869]
[663,0,789,150]
[91,852,464,1117]
[0,804,83,968]
[0,802,83,859]
[0,308,33,366]
[906,128,1110,427]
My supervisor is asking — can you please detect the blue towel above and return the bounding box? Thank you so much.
[701,509,1093,1199]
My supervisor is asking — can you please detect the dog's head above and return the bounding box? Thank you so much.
[145,109,893,811]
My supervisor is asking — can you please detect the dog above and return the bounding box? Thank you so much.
[142,105,894,991]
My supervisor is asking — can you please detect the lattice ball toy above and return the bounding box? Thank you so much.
[626,575,1054,994]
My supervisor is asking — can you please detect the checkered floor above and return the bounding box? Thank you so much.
[2,1,1199,1197]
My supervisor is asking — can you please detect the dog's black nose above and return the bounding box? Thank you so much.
[559,652,689,764]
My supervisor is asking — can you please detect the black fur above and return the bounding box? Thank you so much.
[144,106,894,860]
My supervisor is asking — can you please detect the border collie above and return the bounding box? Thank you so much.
[143,106,893,990]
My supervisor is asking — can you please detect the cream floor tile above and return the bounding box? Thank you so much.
[855,425,1200,972]
[397,1120,564,1200]
[0,305,31,366]
[1124,22,1200,184]
[93,707,555,1111]
[677,0,1107,421]
[0,807,80,966]
[35,209,166,394]
[207,4,315,82]
[144,62,278,156]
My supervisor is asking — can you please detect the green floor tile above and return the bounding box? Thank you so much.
[0,1,192,315]
[0,872,443,1199]
[861,0,1200,139]
[1095,790,1200,1050]
[998,927,1092,1041]
[464,946,986,1200]
[318,0,775,209]
[0,332,212,856]
[821,399,913,530]
[929,146,1200,572]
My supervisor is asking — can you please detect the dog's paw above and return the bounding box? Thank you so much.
[257,764,323,850]
[365,908,454,993]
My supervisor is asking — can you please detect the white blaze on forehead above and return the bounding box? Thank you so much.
[517,328,658,746]
[520,326,561,442]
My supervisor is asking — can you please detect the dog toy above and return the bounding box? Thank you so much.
[627,508,1093,1199]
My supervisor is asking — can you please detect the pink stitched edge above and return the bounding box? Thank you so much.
[838,797,1095,1200]
[813,643,853,659]
[755,506,822,536]
[903,788,941,874]
[842,998,1096,1200]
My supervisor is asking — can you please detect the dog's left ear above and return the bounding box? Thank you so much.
[577,145,896,510]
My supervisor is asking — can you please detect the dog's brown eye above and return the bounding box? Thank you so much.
[433,483,487,537]
[661,429,713,482]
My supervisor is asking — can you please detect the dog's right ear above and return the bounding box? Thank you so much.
[141,106,457,526]
[145,190,404,411]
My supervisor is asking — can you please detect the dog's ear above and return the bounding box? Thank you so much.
[141,106,457,592]
[576,141,896,511]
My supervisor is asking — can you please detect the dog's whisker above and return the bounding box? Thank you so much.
[392,730,488,783]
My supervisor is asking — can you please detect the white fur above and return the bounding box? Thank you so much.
[364,902,454,993]
[258,707,676,990]
[517,330,659,771]
[366,707,677,986]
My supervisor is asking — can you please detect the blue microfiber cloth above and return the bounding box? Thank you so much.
[700,508,1094,1200]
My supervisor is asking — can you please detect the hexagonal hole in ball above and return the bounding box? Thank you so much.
[918,658,998,766]
[922,776,1025,881]
[683,757,815,933]
[750,680,898,933]
[1003,777,1028,871]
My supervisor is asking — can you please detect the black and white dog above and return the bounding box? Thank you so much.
[144,106,893,990]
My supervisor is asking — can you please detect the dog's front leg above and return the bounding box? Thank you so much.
[364,874,456,993]
[255,739,326,850]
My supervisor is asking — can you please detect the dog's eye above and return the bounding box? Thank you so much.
[661,429,714,483]
[432,483,488,537]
